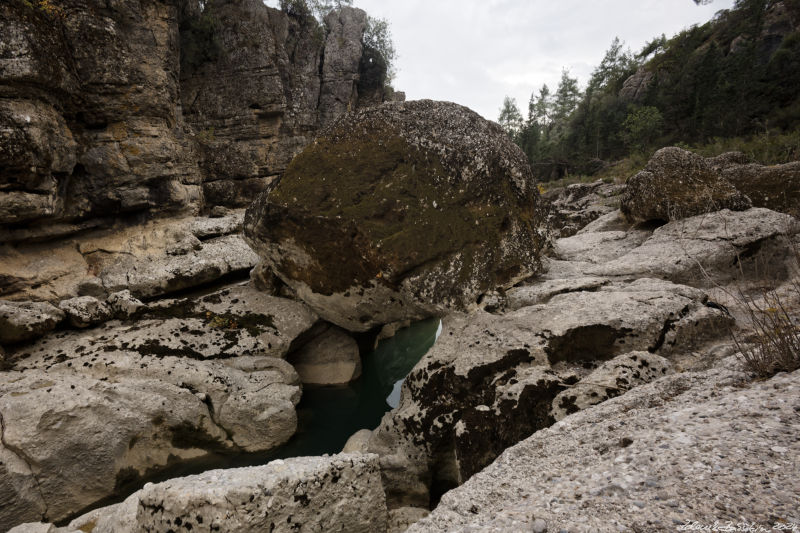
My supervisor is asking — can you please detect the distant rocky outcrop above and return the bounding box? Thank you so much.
[621,147,752,222]
[0,0,391,243]
[622,147,800,222]
[244,100,548,331]
[543,179,625,236]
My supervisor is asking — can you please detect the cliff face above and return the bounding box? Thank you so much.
[0,0,388,243]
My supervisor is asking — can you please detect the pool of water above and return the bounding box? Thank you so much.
[276,316,442,457]
[105,317,442,498]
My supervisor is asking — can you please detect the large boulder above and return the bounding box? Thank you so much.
[244,100,548,331]
[621,147,751,222]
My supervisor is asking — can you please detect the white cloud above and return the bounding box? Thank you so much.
[354,0,735,119]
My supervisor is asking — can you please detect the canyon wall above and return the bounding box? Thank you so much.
[0,0,393,245]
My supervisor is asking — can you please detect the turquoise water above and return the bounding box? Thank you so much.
[110,318,442,490]
[279,316,442,457]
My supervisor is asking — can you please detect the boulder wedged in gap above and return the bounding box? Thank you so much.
[244,100,548,332]
[287,325,362,385]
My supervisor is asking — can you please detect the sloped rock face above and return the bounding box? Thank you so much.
[408,366,800,532]
[621,147,751,222]
[0,282,318,529]
[244,100,548,331]
[0,358,302,529]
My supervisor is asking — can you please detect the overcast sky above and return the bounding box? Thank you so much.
[266,0,736,120]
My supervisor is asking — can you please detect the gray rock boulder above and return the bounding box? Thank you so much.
[342,428,373,453]
[0,300,63,344]
[58,296,112,328]
[621,147,751,222]
[106,290,146,318]
[288,325,362,385]
[244,100,548,331]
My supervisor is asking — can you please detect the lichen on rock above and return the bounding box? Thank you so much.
[244,99,548,331]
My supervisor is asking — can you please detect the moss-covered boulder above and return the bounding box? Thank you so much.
[621,147,751,222]
[244,100,547,331]
[721,160,800,219]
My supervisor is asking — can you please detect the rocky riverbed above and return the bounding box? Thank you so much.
[2,0,799,529]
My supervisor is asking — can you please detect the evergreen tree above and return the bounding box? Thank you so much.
[498,97,524,141]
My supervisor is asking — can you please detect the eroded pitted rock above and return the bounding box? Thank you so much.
[621,146,751,222]
[244,100,548,331]
[550,351,672,420]
[18,454,387,533]
[0,357,301,530]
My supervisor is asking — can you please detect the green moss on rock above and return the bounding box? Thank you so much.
[244,100,548,330]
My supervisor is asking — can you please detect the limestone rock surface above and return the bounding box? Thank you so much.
[407,365,800,532]
[550,351,672,420]
[12,455,387,533]
[366,278,730,508]
[244,100,548,331]
[0,212,254,302]
[0,356,301,529]
[590,208,798,285]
